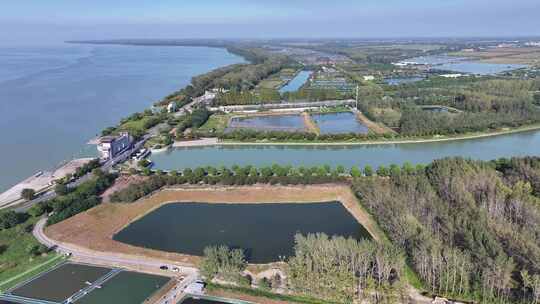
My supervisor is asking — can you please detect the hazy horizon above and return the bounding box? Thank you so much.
[2,0,540,46]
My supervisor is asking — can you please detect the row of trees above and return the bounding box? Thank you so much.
[352,157,540,303]
[219,129,395,142]
[27,170,117,225]
[109,162,426,203]
[288,233,405,303]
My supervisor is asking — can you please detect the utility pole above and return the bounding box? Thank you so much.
[355,85,359,110]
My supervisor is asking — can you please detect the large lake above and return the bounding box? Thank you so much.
[114,202,369,264]
[0,44,244,191]
[151,129,540,170]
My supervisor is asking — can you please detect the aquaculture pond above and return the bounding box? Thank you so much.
[227,114,306,133]
[151,129,540,170]
[311,112,369,134]
[114,202,370,264]
[404,55,526,75]
[9,263,112,303]
[76,271,170,304]
[180,297,231,304]
[279,70,312,93]
[384,76,425,85]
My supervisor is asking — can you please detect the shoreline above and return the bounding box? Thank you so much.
[173,123,540,148]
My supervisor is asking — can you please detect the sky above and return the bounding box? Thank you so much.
[1,0,540,45]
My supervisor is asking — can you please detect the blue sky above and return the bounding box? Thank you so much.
[1,0,539,45]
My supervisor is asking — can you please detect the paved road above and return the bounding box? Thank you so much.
[14,136,149,213]
[33,218,198,276]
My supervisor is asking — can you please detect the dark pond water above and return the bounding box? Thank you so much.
[228,115,306,132]
[311,112,369,134]
[279,71,312,93]
[151,129,540,170]
[114,202,370,264]
[77,271,169,304]
[10,263,111,302]
[180,298,229,304]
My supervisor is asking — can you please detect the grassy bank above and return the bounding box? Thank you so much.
[0,216,63,292]
[218,122,540,146]
[207,283,339,304]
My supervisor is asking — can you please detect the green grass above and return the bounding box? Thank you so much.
[199,114,233,133]
[207,283,340,304]
[0,217,63,292]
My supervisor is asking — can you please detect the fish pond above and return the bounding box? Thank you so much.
[311,112,368,134]
[8,263,112,303]
[114,202,370,264]
[75,271,170,304]
[384,76,425,85]
[279,70,312,93]
[404,55,527,75]
[227,114,307,133]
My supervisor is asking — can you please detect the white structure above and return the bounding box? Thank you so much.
[185,281,205,295]
[440,73,464,78]
[97,132,133,160]
[363,75,375,81]
[167,102,177,113]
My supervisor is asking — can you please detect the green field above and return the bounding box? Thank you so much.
[199,114,233,133]
[0,217,63,292]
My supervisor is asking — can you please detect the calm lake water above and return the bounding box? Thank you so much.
[279,70,312,93]
[152,129,540,170]
[0,44,245,192]
[312,112,369,134]
[114,202,369,263]
[228,114,306,132]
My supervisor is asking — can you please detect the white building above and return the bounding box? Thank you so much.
[97,132,133,160]
[167,102,177,113]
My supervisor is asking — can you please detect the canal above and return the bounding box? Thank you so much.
[151,129,540,170]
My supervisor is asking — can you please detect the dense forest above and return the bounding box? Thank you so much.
[358,79,540,136]
[353,157,540,303]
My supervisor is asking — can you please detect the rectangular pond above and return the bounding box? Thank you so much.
[311,112,369,134]
[180,297,229,304]
[279,70,312,93]
[10,263,112,303]
[75,271,170,304]
[227,114,307,133]
[114,202,370,264]
[403,55,527,75]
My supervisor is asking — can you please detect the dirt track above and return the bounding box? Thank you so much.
[45,184,382,267]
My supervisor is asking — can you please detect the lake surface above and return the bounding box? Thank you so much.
[311,112,369,134]
[0,44,245,192]
[151,129,540,170]
[228,114,306,132]
[279,70,312,93]
[114,202,370,264]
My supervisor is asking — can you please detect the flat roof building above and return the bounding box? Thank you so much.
[97,132,133,160]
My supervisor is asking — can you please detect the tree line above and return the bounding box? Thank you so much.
[109,162,425,204]
[352,157,540,303]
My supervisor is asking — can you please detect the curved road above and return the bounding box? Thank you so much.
[33,218,198,276]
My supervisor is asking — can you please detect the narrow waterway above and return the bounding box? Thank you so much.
[151,129,540,170]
